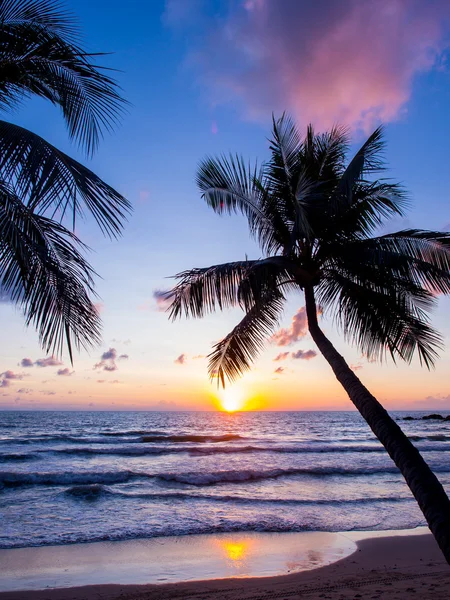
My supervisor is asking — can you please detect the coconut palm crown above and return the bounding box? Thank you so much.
[0,0,131,361]
[167,114,450,561]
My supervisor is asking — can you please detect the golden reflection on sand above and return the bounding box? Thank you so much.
[215,538,255,570]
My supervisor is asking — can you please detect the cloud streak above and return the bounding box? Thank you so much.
[169,0,450,130]
[175,353,187,365]
[291,349,317,360]
[271,307,308,346]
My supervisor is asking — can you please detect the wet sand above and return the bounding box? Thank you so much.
[0,529,449,599]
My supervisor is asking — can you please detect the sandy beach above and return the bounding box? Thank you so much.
[1,530,449,599]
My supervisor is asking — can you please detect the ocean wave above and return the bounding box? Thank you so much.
[141,434,244,443]
[0,453,38,462]
[106,489,412,506]
[64,484,113,500]
[0,470,136,487]
[156,466,404,486]
[409,434,450,442]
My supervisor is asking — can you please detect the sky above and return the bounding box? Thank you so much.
[1,0,450,412]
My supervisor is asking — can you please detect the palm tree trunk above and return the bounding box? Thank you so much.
[304,286,450,564]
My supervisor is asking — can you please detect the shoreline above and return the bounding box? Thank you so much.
[1,527,448,599]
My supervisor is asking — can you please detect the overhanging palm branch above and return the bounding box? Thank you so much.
[0,181,101,361]
[0,120,131,236]
[208,290,285,387]
[0,0,130,358]
[169,257,299,320]
[0,0,126,155]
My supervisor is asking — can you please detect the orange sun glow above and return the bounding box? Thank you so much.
[219,388,243,412]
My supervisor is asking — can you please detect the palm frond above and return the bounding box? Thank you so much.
[0,182,101,361]
[196,154,279,248]
[335,126,385,208]
[317,270,441,368]
[208,290,285,387]
[0,120,131,236]
[0,1,126,154]
[169,257,297,320]
[316,181,408,249]
[0,1,77,38]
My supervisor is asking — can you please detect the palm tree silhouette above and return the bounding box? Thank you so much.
[168,115,450,562]
[0,0,130,360]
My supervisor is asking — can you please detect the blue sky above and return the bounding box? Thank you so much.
[0,0,449,411]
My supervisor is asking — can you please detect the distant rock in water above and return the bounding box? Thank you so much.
[402,414,450,421]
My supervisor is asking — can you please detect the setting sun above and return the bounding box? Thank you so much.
[219,388,243,412]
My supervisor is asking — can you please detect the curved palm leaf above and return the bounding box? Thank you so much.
[0,0,126,155]
[208,290,285,387]
[0,120,131,236]
[317,270,441,367]
[0,181,101,361]
[169,257,297,320]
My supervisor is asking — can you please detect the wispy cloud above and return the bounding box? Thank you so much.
[153,289,173,312]
[168,0,450,131]
[35,357,63,368]
[1,370,26,380]
[274,366,285,374]
[175,353,187,365]
[57,368,74,376]
[271,308,308,347]
[20,358,34,368]
[94,348,119,372]
[273,352,290,362]
[291,349,317,360]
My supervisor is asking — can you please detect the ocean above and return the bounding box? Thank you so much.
[0,410,449,549]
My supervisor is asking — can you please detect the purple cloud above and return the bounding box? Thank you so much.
[20,358,34,368]
[272,308,308,346]
[274,352,290,362]
[169,0,450,131]
[291,349,317,360]
[35,357,63,368]
[57,368,74,376]
[94,348,119,372]
[175,354,187,365]
[152,289,173,312]
[1,370,26,380]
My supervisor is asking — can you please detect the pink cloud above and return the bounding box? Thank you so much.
[350,362,363,371]
[171,0,450,130]
[291,349,317,360]
[152,289,173,312]
[175,353,187,365]
[1,370,25,380]
[274,366,285,374]
[274,352,289,362]
[20,358,33,368]
[94,302,104,315]
[57,368,74,376]
[94,348,119,372]
[271,307,308,346]
[35,357,63,368]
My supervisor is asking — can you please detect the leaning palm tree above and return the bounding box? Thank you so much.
[168,114,450,562]
[0,0,130,360]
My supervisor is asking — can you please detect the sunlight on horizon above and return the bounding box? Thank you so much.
[218,388,244,412]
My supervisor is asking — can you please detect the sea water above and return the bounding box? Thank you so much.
[0,410,448,549]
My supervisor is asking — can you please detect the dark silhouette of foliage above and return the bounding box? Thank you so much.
[168,114,450,562]
[0,0,131,360]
